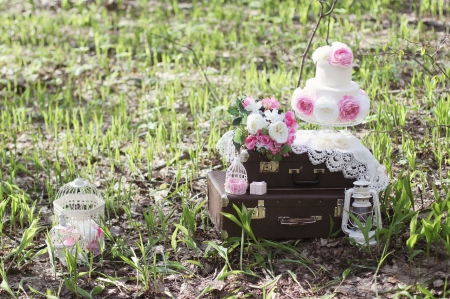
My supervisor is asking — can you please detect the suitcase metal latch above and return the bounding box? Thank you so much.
[260,161,279,173]
[248,200,265,219]
[335,198,344,217]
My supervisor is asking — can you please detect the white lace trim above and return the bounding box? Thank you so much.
[216,130,237,163]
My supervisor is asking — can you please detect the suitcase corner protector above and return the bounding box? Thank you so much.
[221,194,229,207]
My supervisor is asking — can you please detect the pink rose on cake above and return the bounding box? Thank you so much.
[291,88,315,117]
[327,42,353,68]
[338,95,360,121]
[313,96,339,123]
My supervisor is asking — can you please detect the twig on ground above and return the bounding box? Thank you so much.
[296,0,338,88]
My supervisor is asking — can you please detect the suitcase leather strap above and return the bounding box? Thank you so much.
[278,216,322,226]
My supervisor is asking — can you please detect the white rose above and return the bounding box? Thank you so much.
[356,91,370,121]
[246,113,268,134]
[268,121,289,143]
[244,98,262,112]
[312,45,331,63]
[313,96,339,123]
[264,109,285,123]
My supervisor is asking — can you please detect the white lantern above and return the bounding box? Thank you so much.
[53,178,105,256]
[225,157,248,195]
[48,214,81,265]
[342,181,382,246]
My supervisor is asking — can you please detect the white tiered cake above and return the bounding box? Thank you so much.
[291,42,370,126]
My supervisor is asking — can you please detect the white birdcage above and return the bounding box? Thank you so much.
[225,157,248,195]
[53,178,105,256]
[48,214,81,265]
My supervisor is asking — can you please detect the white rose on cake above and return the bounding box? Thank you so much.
[356,90,370,121]
[246,113,268,134]
[313,96,339,123]
[268,121,289,144]
[312,45,331,63]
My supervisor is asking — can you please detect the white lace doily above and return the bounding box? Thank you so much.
[216,129,389,192]
[291,130,389,192]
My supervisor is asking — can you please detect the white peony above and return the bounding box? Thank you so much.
[313,96,339,123]
[356,92,370,121]
[244,98,262,112]
[264,109,285,123]
[246,113,268,134]
[268,121,289,143]
[312,45,331,63]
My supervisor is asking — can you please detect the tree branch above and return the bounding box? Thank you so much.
[296,0,338,88]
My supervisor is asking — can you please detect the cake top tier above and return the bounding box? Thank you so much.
[312,42,354,87]
[312,42,354,68]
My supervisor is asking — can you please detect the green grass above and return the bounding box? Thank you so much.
[1,0,450,298]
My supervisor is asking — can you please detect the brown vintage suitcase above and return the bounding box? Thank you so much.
[241,150,356,189]
[207,171,345,239]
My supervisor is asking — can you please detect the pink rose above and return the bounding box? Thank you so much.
[339,95,360,121]
[245,134,258,150]
[284,111,296,127]
[294,93,314,116]
[286,133,296,146]
[269,143,282,155]
[258,134,272,148]
[288,126,297,135]
[327,45,353,68]
[242,97,254,108]
[262,97,280,110]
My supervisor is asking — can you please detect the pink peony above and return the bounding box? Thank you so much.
[327,45,353,68]
[258,133,272,148]
[288,126,297,135]
[294,93,314,116]
[338,95,360,121]
[245,134,258,150]
[284,111,296,127]
[262,97,280,110]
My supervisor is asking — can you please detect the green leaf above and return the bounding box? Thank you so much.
[233,128,243,144]
[273,153,282,161]
[232,117,242,126]
[76,286,93,299]
[90,285,104,296]
[280,145,291,154]
[241,115,248,125]
[228,106,239,116]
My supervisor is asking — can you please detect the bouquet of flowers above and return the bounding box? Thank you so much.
[228,96,298,161]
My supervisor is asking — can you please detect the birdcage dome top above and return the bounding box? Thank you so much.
[54,178,105,221]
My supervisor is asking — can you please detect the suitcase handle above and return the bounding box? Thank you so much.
[291,169,324,186]
[278,216,322,226]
